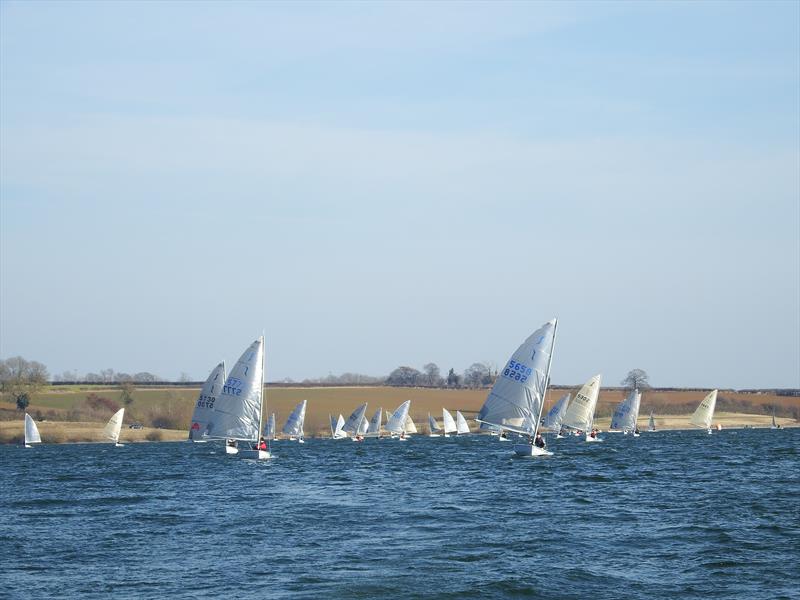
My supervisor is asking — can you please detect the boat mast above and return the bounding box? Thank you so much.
[259,334,266,451]
[533,318,558,439]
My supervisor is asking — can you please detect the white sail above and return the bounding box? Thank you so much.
[366,408,382,436]
[265,413,276,439]
[213,338,265,441]
[542,393,570,431]
[442,408,457,434]
[611,389,641,432]
[188,361,226,440]
[386,400,411,434]
[771,409,777,429]
[334,414,347,438]
[342,402,368,434]
[104,408,125,443]
[561,374,602,431]
[428,413,441,433]
[24,413,41,445]
[476,319,557,435]
[647,410,655,432]
[690,390,718,430]
[404,414,417,434]
[282,399,307,437]
[455,411,470,434]
[358,414,369,435]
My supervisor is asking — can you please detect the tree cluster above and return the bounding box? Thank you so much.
[0,356,49,410]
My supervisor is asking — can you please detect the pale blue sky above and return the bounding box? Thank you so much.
[1,1,798,388]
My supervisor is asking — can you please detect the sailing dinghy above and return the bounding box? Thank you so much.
[455,411,470,435]
[442,409,457,438]
[283,400,308,443]
[561,374,603,442]
[647,410,656,432]
[386,401,411,440]
[428,413,441,437]
[365,408,383,438]
[404,414,417,436]
[188,361,226,442]
[103,408,125,447]
[24,413,41,448]
[330,414,348,439]
[611,389,642,435]
[690,389,718,434]
[770,408,780,430]
[476,318,558,457]
[542,393,570,437]
[342,402,368,441]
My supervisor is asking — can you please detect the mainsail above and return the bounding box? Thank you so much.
[404,414,417,434]
[428,413,441,433]
[104,408,125,443]
[476,319,557,435]
[690,389,718,430]
[342,402,368,435]
[24,413,41,445]
[386,401,411,434]
[442,409,457,434]
[611,389,642,432]
[542,393,571,431]
[647,410,656,432]
[213,338,265,441]
[282,400,308,437]
[561,374,602,432]
[455,411,470,434]
[366,408,383,437]
[188,361,226,440]
[330,414,347,438]
[265,413,276,439]
[358,414,369,436]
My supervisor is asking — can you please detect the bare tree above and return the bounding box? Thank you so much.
[422,363,441,387]
[386,366,422,386]
[464,363,491,388]
[0,356,49,410]
[100,368,115,383]
[621,368,651,390]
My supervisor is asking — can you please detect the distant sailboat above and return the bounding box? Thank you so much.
[690,390,718,434]
[366,408,383,438]
[561,374,603,442]
[404,414,418,436]
[442,409,457,438]
[455,411,470,435]
[428,413,441,437]
[104,408,125,447]
[330,414,347,439]
[647,410,656,432]
[542,393,571,436]
[24,413,41,448]
[343,402,368,441]
[476,318,558,457]
[188,361,226,442]
[265,413,276,440]
[611,389,642,435]
[386,401,411,440]
[283,400,308,443]
[215,337,270,459]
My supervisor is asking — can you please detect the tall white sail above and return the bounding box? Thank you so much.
[335,414,347,438]
[690,390,718,430]
[342,402,368,435]
[404,414,417,434]
[611,389,641,432]
[561,374,602,431]
[386,401,411,434]
[442,409,457,434]
[104,408,125,443]
[282,400,308,437]
[647,410,655,432]
[366,408,382,437]
[476,319,557,435]
[428,413,441,433]
[455,411,470,434]
[24,413,41,445]
[188,361,226,440]
[213,338,264,441]
[358,414,369,435]
[265,413,276,439]
[542,393,571,431]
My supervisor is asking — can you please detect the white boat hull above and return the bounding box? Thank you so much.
[24,444,33,448]
[497,436,510,442]
[238,449,271,460]
[513,444,552,457]
[225,445,239,455]
[585,436,603,443]
[114,443,125,447]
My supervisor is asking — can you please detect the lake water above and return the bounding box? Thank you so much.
[1,428,798,599]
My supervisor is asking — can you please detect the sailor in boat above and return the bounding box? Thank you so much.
[226,439,238,450]
[633,426,640,435]
[499,431,508,440]
[589,429,598,439]
[534,433,546,450]
[258,437,267,451]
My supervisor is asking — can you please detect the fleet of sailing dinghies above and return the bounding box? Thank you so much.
[543,393,571,432]
[690,389,718,434]
[561,374,602,442]
[455,411,470,435]
[610,389,642,433]
[386,401,411,437]
[24,413,41,448]
[283,400,308,442]
[188,361,226,441]
[330,414,347,439]
[104,408,126,447]
[442,409,457,437]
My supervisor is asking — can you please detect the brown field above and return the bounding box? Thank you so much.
[1,385,796,442]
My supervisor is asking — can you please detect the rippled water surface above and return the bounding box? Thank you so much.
[2,428,799,599]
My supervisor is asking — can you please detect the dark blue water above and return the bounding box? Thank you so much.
[1,429,798,599]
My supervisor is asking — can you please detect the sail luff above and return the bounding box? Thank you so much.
[532,317,558,438]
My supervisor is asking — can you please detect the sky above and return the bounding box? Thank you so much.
[1,1,798,389]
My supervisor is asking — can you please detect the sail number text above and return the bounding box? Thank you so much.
[196,395,216,408]
[223,377,243,396]
[503,360,532,383]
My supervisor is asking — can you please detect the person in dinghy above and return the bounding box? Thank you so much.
[257,437,267,451]
[534,432,546,450]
